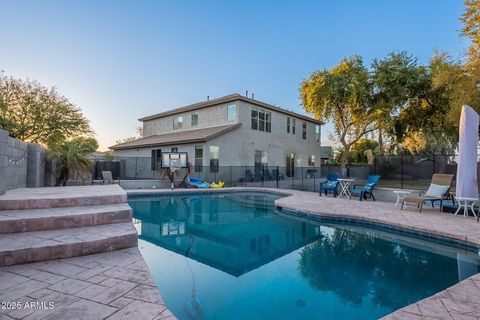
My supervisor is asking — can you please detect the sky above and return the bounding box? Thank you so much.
[0,0,469,150]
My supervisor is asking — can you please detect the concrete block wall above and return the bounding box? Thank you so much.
[0,129,46,195]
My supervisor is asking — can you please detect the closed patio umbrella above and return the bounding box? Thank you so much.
[456,105,479,198]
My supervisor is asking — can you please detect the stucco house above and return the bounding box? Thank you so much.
[110,94,323,175]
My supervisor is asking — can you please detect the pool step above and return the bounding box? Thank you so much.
[0,222,138,267]
[0,203,132,234]
[0,185,126,210]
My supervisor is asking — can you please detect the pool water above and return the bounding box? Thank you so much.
[129,192,480,320]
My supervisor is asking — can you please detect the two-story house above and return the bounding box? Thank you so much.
[110,93,323,174]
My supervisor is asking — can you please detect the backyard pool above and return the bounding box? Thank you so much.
[128,192,480,320]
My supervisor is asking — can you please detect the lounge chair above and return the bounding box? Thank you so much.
[319,174,339,197]
[101,171,118,184]
[401,174,454,213]
[351,175,381,201]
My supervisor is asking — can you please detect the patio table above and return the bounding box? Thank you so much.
[393,190,411,208]
[454,197,479,219]
[337,178,355,199]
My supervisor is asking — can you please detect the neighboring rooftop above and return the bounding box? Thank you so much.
[138,93,323,125]
[110,123,241,150]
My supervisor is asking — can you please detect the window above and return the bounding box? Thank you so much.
[171,147,178,152]
[209,146,219,172]
[151,149,162,170]
[302,122,307,140]
[251,108,258,130]
[308,155,315,166]
[195,145,203,172]
[266,111,271,133]
[315,124,320,142]
[287,117,290,133]
[191,113,198,127]
[227,104,237,121]
[292,119,296,134]
[251,107,271,132]
[173,116,183,130]
[258,109,265,131]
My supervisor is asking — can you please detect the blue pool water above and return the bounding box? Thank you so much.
[129,192,480,320]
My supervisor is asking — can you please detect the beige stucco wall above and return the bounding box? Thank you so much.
[143,102,239,137]
[205,101,321,167]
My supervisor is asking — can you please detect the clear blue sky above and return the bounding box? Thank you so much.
[0,0,468,150]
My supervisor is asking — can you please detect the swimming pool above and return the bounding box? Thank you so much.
[128,192,480,320]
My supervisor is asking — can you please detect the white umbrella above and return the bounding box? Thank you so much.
[456,105,479,198]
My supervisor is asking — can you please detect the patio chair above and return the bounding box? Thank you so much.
[351,175,381,201]
[401,174,454,213]
[264,168,272,181]
[271,168,285,180]
[101,171,118,184]
[245,169,254,182]
[319,173,339,197]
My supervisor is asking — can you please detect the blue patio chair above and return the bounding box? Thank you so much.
[319,174,339,197]
[352,175,381,201]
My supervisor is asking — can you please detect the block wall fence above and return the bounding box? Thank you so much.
[0,129,46,195]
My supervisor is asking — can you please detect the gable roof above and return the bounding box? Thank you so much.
[110,123,241,150]
[138,93,323,125]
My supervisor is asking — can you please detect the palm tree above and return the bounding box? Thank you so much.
[47,138,97,186]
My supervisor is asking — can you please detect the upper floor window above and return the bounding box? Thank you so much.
[173,116,183,130]
[191,113,198,127]
[258,109,265,131]
[251,108,258,130]
[266,111,271,133]
[251,107,271,133]
[171,147,178,152]
[292,119,296,134]
[315,124,320,142]
[302,122,307,140]
[227,104,237,121]
[287,117,290,133]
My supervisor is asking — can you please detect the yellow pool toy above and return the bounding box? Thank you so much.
[210,181,224,188]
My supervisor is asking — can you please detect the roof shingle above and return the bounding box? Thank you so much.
[110,123,241,150]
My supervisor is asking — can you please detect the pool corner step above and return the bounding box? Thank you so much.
[0,222,138,267]
[0,203,132,234]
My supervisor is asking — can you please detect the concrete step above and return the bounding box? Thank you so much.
[0,185,126,210]
[0,203,132,234]
[0,222,138,267]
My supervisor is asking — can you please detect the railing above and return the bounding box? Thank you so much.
[86,153,479,191]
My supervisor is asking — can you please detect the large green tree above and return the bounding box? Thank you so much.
[371,52,430,153]
[0,73,93,145]
[301,56,380,170]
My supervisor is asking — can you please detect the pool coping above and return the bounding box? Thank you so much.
[127,187,480,319]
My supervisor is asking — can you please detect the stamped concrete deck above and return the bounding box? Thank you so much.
[0,248,175,320]
[128,187,480,320]
[0,186,176,320]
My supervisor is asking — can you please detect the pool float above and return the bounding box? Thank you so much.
[189,177,210,189]
[210,181,224,188]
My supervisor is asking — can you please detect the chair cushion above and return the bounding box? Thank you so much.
[327,181,337,188]
[424,184,449,198]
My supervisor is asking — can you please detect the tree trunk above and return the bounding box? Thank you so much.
[378,128,384,155]
[340,145,350,177]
